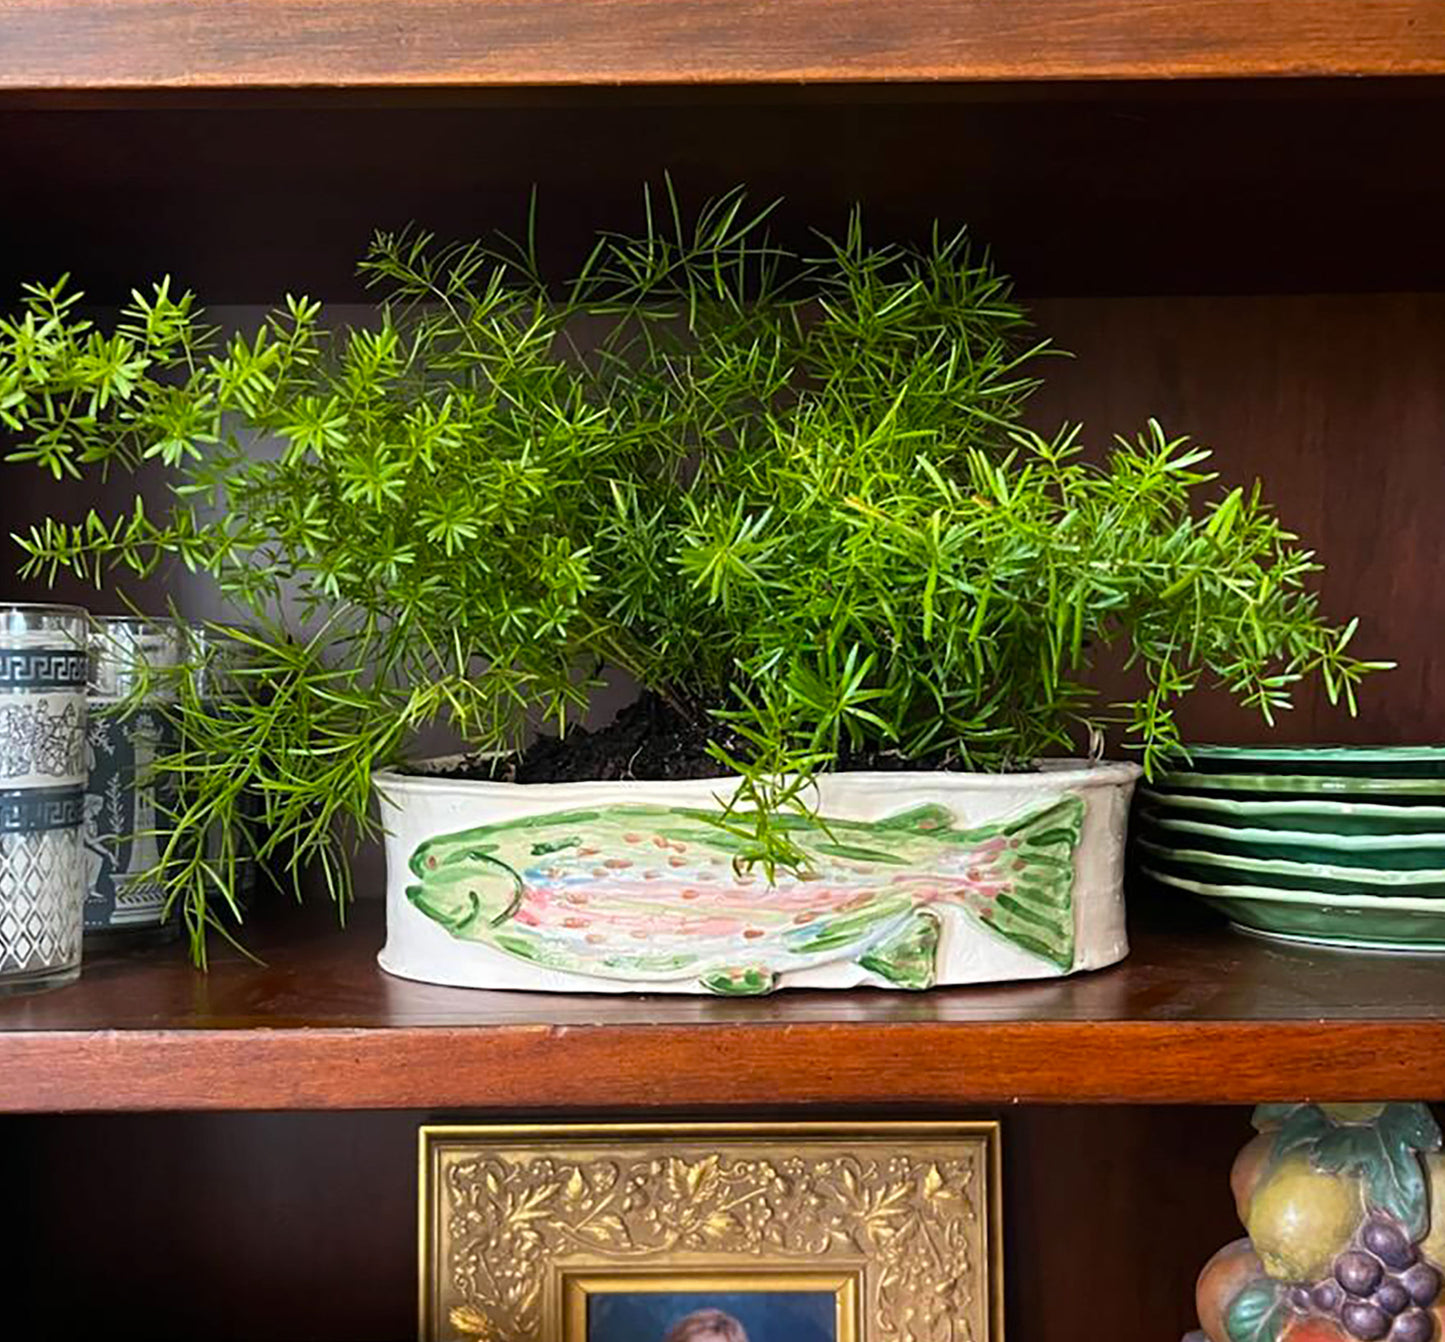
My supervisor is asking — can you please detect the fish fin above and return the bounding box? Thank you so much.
[859,909,940,990]
[872,803,957,833]
[701,966,777,996]
[978,793,1085,970]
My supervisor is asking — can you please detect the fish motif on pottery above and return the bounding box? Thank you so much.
[405,794,1085,995]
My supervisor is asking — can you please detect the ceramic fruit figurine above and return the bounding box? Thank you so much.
[1194,1104,1445,1342]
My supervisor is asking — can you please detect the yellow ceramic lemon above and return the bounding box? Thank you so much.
[1422,1152,1445,1268]
[1246,1155,1362,1281]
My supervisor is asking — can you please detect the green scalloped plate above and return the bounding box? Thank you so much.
[1134,835,1445,896]
[1136,789,1445,835]
[1169,745,1445,779]
[1135,812,1445,870]
[1150,769,1445,798]
[1139,865,1445,951]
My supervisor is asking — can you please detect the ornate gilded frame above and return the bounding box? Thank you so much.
[419,1120,1002,1342]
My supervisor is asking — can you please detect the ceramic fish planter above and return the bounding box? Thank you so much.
[374,761,1140,995]
[1191,1103,1445,1342]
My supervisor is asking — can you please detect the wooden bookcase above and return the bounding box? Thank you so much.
[2,5,1444,1339]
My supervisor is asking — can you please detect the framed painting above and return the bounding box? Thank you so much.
[420,1120,1001,1342]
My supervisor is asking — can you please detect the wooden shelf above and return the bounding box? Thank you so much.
[1,899,1441,1112]
[1,1,1443,93]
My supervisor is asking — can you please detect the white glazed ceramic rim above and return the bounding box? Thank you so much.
[373,756,1143,800]
[1230,924,1445,954]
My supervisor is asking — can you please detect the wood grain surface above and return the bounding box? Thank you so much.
[0,902,1440,1111]
[0,0,1444,90]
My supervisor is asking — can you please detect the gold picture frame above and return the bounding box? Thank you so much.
[419,1120,1002,1342]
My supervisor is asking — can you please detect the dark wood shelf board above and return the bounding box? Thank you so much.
[0,900,1440,1111]
[1,1,1443,92]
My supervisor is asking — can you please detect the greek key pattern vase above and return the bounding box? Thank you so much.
[0,604,88,995]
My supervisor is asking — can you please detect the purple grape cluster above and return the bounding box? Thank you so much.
[1291,1217,1442,1341]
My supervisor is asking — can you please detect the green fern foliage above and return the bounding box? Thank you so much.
[0,187,1388,959]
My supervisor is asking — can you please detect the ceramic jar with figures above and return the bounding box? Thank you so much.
[84,615,184,944]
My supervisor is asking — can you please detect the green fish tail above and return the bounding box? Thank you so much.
[702,966,776,996]
[980,793,1084,969]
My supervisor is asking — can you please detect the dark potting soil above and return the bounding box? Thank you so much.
[512,694,737,783]
[427,693,953,783]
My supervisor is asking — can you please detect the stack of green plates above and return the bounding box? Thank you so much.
[1136,746,1445,951]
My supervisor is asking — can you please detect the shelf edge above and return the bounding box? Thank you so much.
[2,1018,1442,1111]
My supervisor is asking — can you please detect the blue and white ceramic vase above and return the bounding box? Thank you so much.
[84,615,183,943]
[0,603,89,995]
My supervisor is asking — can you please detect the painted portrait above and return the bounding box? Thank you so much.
[586,1287,837,1342]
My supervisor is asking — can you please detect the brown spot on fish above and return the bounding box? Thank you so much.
[651,836,669,848]
[681,890,700,900]
[798,870,823,882]
[565,893,589,906]
[743,928,766,939]
[563,917,589,929]
[585,933,606,944]
[426,856,438,869]
[668,856,688,868]
[603,858,633,870]
[623,832,643,844]
[578,846,599,856]
[630,929,648,940]
[643,869,661,880]
[671,842,687,853]
[591,868,609,878]
[793,912,817,924]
